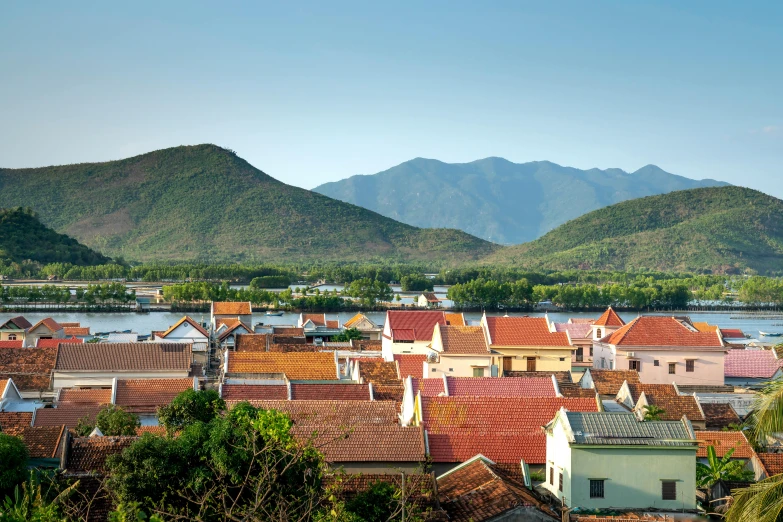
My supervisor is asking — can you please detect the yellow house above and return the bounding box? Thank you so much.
[0,316,31,342]
[480,314,573,373]
[425,324,497,377]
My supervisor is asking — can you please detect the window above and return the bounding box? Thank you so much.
[472,367,484,377]
[559,357,565,362]
[596,328,602,338]
[590,346,594,357]
[7,334,16,341]
[590,479,605,498]
[601,358,606,369]
[559,473,563,492]
[662,481,676,500]
[668,363,676,375]
[550,467,554,485]
[576,347,583,362]
[448,368,454,372]
[629,360,640,371]
[686,360,695,372]
[654,360,659,366]
[431,368,437,373]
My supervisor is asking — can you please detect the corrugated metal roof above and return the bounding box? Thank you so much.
[565,412,695,447]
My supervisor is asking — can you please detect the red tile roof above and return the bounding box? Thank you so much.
[447,377,556,397]
[586,369,641,396]
[114,378,195,413]
[227,352,337,380]
[758,453,783,476]
[412,378,447,397]
[725,349,783,378]
[644,395,705,422]
[386,311,446,341]
[701,403,741,429]
[65,436,138,473]
[228,400,400,426]
[37,337,83,348]
[7,425,65,459]
[34,405,103,428]
[290,383,371,401]
[0,340,23,348]
[159,316,209,338]
[64,327,91,337]
[30,318,62,333]
[484,316,570,347]
[422,397,599,463]
[697,431,755,459]
[221,384,288,401]
[437,325,489,354]
[602,316,724,347]
[212,302,252,315]
[293,425,425,462]
[55,343,192,372]
[394,354,427,379]
[58,387,112,405]
[721,329,746,339]
[0,412,33,431]
[0,347,58,391]
[594,307,625,327]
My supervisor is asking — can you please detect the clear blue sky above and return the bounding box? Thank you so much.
[1,1,781,195]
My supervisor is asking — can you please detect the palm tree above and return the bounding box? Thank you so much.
[725,378,783,522]
[642,405,666,421]
[697,445,754,487]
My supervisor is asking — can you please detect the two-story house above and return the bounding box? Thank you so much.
[481,314,573,373]
[381,310,448,358]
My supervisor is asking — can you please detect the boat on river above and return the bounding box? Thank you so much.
[265,311,284,316]
[759,331,782,337]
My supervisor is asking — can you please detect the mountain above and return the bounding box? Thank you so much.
[485,186,783,274]
[0,145,496,263]
[0,207,110,266]
[313,158,729,244]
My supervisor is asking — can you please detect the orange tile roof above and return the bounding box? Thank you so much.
[325,320,340,329]
[626,383,678,404]
[30,318,62,333]
[136,426,167,436]
[7,425,65,459]
[212,301,252,316]
[343,313,375,328]
[63,327,91,336]
[34,405,103,428]
[58,387,112,405]
[437,325,489,354]
[644,395,705,422]
[484,316,571,347]
[159,316,209,338]
[0,412,33,431]
[0,341,23,348]
[235,334,269,352]
[445,313,466,326]
[594,307,625,327]
[758,453,783,476]
[358,360,400,385]
[114,378,195,413]
[394,354,427,379]
[0,347,58,391]
[226,352,337,380]
[586,369,640,396]
[693,321,719,333]
[37,337,83,348]
[603,316,724,347]
[696,431,755,459]
[227,400,400,426]
[58,322,81,328]
[293,425,425,462]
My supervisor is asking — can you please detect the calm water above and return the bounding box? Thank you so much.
[4,309,781,338]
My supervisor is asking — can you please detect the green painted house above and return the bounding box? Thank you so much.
[543,409,697,511]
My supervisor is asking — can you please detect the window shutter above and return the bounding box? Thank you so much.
[662,481,676,500]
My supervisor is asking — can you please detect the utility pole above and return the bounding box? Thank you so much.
[401,471,405,522]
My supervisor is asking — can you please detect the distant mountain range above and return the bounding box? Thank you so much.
[0,207,110,266]
[486,186,783,274]
[314,158,729,244]
[0,145,495,263]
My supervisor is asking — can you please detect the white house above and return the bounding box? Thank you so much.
[156,316,210,352]
[381,310,447,359]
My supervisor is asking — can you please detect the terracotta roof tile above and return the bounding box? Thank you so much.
[644,395,705,422]
[626,383,678,404]
[8,425,64,459]
[58,387,112,405]
[0,347,57,391]
[386,311,446,341]
[352,340,382,351]
[326,320,340,329]
[449,377,556,397]
[227,400,400,426]
[226,352,337,380]
[221,384,288,401]
[758,453,783,476]
[291,383,371,401]
[484,317,570,347]
[58,322,81,328]
[725,349,783,378]
[300,313,326,326]
[272,327,304,336]
[371,384,404,402]
[693,322,719,333]
[603,316,724,347]
[66,436,138,473]
[422,396,599,464]
[114,378,195,413]
[0,341,24,348]
[217,321,254,341]
[293,425,425,462]
[586,370,640,396]
[504,371,573,383]
[212,302,251,316]
[159,316,208,339]
[437,325,489,354]
[136,426,167,436]
[235,334,269,352]
[31,318,62,333]
[0,316,32,330]
[394,354,426,379]
[359,360,400,385]
[701,403,741,429]
[421,293,440,303]
[445,313,465,326]
[64,327,91,336]
[34,405,103,428]
[593,307,625,327]
[697,431,755,459]
[55,343,192,372]
[37,336,83,348]
[324,473,440,513]
[0,412,33,431]
[721,329,746,339]
[272,335,307,345]
[553,323,593,339]
[268,343,320,353]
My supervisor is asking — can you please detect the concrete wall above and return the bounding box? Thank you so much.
[53,371,190,390]
[492,348,573,372]
[425,355,493,378]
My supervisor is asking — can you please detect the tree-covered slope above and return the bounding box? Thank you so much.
[0,207,110,266]
[0,145,496,263]
[314,158,728,244]
[487,186,783,274]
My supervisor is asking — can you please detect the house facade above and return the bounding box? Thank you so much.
[0,316,32,343]
[211,301,252,329]
[342,313,382,340]
[481,314,573,373]
[381,310,447,358]
[25,318,65,347]
[424,324,496,378]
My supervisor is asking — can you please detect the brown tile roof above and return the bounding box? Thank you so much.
[58,387,112,405]
[359,360,400,385]
[159,316,209,338]
[371,384,405,403]
[0,347,57,391]
[65,436,138,473]
[55,343,192,372]
[235,334,269,352]
[421,293,441,303]
[626,383,678,404]
[58,322,81,328]
[302,313,327,326]
[228,400,400,426]
[34,406,103,428]
[758,453,783,476]
[586,370,640,396]
[293,425,425,462]
[484,316,571,347]
[221,384,288,401]
[394,354,427,379]
[290,383,371,401]
[0,316,32,330]
[136,426,167,436]
[271,335,307,345]
[64,327,91,336]
[217,321,254,341]
[227,352,337,380]
[272,327,305,336]
[696,431,755,459]
[386,311,447,341]
[561,387,600,399]
[268,344,320,353]
[701,403,741,429]
[0,412,33,431]
[324,473,441,514]
[438,456,556,522]
[352,340,382,351]
[644,395,705,422]
[8,425,64,459]
[326,320,340,329]
[594,307,625,327]
[30,318,63,333]
[504,371,573,383]
[445,313,465,326]
[212,302,252,315]
[602,316,724,347]
[437,325,489,354]
[114,378,195,413]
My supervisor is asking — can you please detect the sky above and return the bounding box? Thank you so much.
[1,1,781,195]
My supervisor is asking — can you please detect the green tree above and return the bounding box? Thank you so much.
[642,405,666,421]
[0,434,29,493]
[333,328,364,342]
[157,389,225,434]
[696,445,754,487]
[94,405,140,436]
[344,278,393,307]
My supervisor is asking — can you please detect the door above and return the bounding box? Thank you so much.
[503,357,513,373]
[526,357,537,372]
